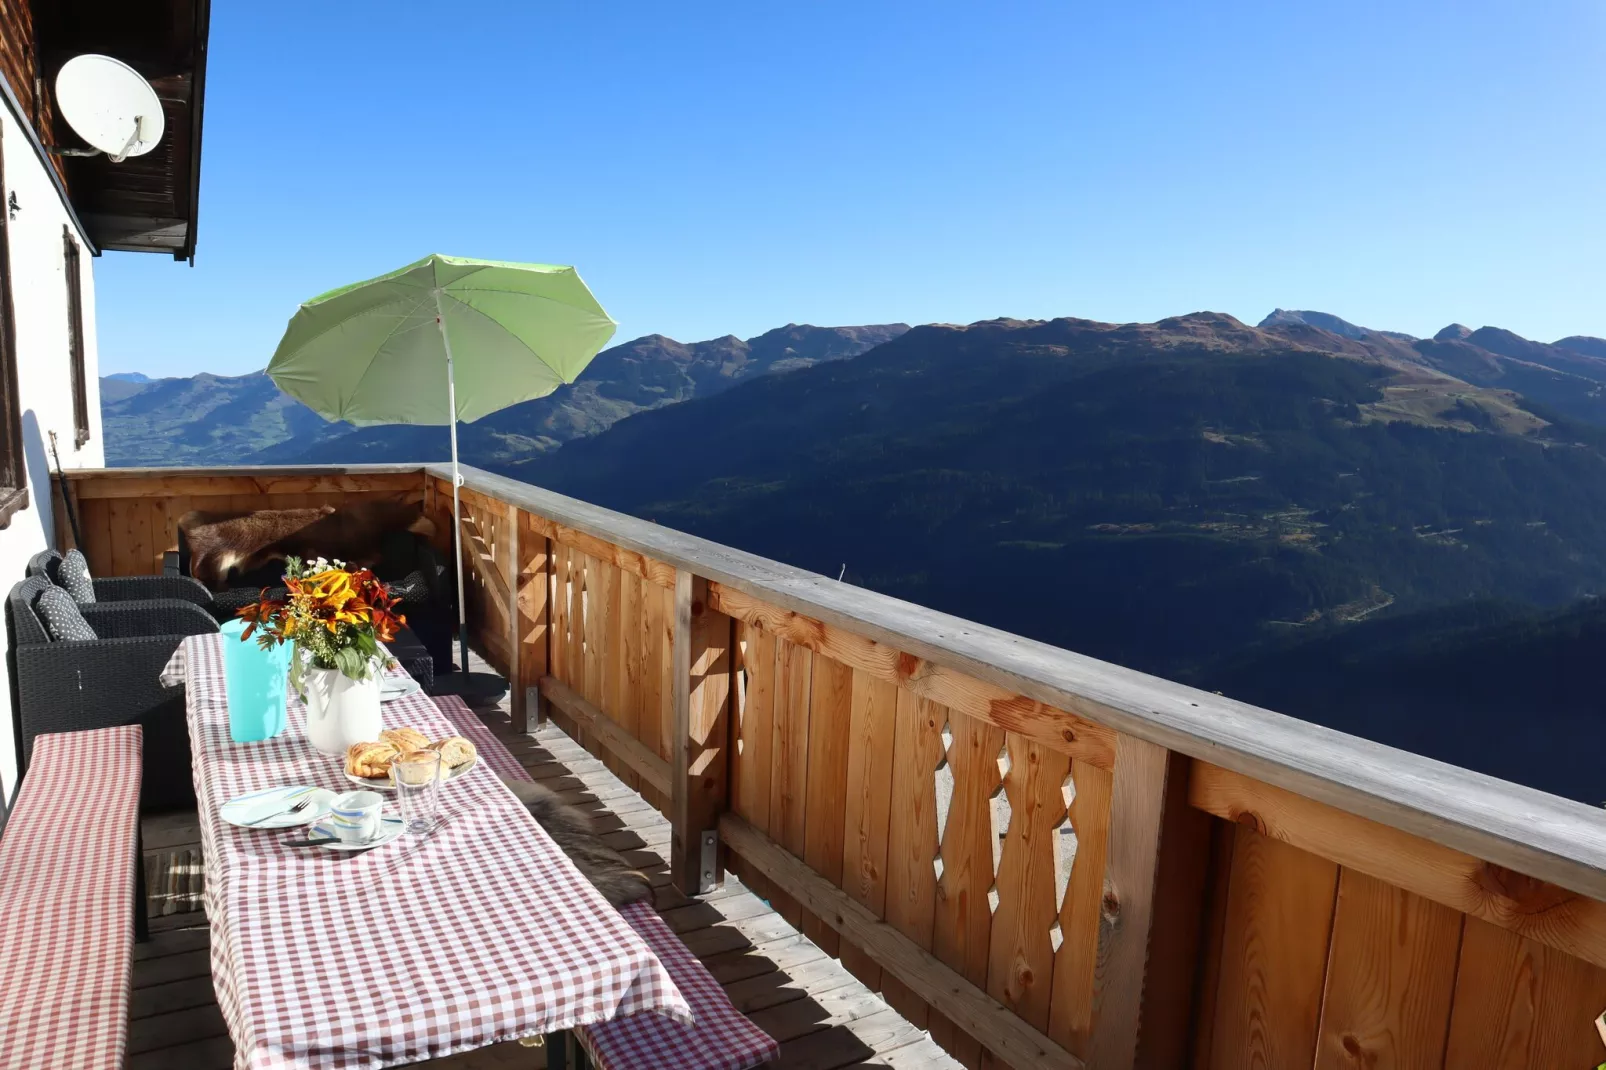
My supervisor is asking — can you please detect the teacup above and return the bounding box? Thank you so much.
[329,790,383,844]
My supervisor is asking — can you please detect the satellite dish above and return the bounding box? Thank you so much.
[53,54,164,162]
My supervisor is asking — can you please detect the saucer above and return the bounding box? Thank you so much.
[380,675,422,703]
[221,785,336,829]
[304,814,406,851]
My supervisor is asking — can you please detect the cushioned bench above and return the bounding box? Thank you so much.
[0,725,144,1070]
[435,697,779,1070]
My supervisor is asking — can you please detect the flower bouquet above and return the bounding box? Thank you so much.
[239,557,407,754]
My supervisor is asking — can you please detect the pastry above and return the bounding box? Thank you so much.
[346,740,400,779]
[380,727,429,755]
[432,736,477,771]
[393,750,441,786]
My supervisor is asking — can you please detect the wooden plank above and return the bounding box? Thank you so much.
[1442,916,1606,1070]
[1312,869,1462,1070]
[801,654,855,954]
[505,503,527,732]
[986,734,1072,1043]
[932,710,1005,1065]
[880,689,945,1029]
[733,624,776,831]
[1189,761,1606,971]
[531,516,678,590]
[643,573,671,815]
[538,676,672,797]
[1128,750,1214,1070]
[1206,825,1341,1070]
[616,568,644,790]
[720,813,1084,1070]
[68,470,425,499]
[446,464,1606,905]
[79,497,115,578]
[1080,736,1180,1070]
[517,522,549,730]
[597,558,626,784]
[671,573,733,894]
[709,584,1116,771]
[838,671,898,990]
[549,541,570,688]
[770,638,814,878]
[1189,819,1239,1070]
[1047,760,1112,1060]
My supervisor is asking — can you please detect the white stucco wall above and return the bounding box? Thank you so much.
[0,97,104,799]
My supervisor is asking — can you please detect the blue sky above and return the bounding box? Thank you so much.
[96,0,1606,378]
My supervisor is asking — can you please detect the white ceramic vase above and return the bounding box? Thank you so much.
[301,659,383,756]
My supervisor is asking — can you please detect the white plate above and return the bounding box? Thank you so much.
[304,814,406,851]
[380,675,422,702]
[221,785,336,829]
[342,754,477,793]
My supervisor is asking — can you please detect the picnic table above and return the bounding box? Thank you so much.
[161,634,690,1070]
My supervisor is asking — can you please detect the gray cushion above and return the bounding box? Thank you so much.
[58,549,96,604]
[35,586,97,641]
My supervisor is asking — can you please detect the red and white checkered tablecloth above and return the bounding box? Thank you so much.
[163,634,690,1070]
[0,726,143,1070]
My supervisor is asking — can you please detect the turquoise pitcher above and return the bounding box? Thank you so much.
[220,620,291,742]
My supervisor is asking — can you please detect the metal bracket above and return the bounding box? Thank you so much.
[699,830,719,894]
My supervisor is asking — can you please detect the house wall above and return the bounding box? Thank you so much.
[0,90,103,800]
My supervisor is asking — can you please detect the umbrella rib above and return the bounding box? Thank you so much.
[338,293,439,420]
[437,288,562,379]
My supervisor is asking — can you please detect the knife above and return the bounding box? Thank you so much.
[281,836,337,848]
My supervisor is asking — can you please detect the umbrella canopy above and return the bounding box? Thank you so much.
[268,254,617,425]
[266,254,617,673]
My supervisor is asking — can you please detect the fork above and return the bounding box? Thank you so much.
[243,794,315,826]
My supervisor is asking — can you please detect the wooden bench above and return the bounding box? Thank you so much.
[436,698,779,1070]
[0,726,144,1070]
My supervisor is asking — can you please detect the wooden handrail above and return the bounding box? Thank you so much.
[428,462,1606,901]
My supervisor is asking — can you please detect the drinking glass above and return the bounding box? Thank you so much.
[392,749,441,834]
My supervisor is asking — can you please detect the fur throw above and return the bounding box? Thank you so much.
[179,500,435,590]
[500,776,654,908]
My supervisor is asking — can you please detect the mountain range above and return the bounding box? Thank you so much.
[100,323,908,467]
[103,308,1606,800]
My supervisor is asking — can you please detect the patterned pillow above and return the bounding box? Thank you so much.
[57,549,96,604]
[35,587,97,642]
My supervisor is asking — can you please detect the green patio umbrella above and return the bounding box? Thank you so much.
[267,253,617,672]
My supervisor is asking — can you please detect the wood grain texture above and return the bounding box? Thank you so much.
[1048,759,1113,1060]
[441,463,1606,904]
[770,637,814,870]
[538,676,672,797]
[881,689,947,1029]
[67,469,425,499]
[616,569,644,789]
[986,734,1072,1040]
[1207,825,1341,1070]
[514,517,549,731]
[1313,869,1462,1070]
[528,514,678,589]
[734,625,776,832]
[802,654,855,954]
[1086,736,1180,1070]
[719,813,1085,1070]
[1442,916,1606,1070]
[839,671,899,990]
[670,573,732,894]
[933,711,1005,1065]
[709,583,1116,771]
[1190,762,1606,971]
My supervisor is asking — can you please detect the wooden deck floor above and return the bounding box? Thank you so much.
[132,664,959,1069]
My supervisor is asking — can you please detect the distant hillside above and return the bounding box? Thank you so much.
[513,312,1606,685]
[101,323,908,467]
[1204,597,1606,803]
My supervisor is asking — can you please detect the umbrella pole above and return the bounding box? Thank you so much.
[436,289,470,676]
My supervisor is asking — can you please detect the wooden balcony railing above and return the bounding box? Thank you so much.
[60,463,1606,1070]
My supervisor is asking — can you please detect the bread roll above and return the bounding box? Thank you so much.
[346,740,400,779]
[432,736,477,770]
[380,727,430,755]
